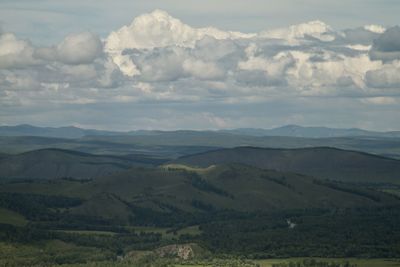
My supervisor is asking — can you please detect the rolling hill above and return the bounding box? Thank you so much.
[0,148,165,180]
[0,135,220,158]
[1,164,398,220]
[80,133,400,159]
[173,147,400,184]
[1,153,399,260]
[2,129,400,159]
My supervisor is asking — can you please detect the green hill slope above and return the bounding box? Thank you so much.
[1,164,398,222]
[173,147,400,184]
[0,149,160,180]
[1,162,399,260]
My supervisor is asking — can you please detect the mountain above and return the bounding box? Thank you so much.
[173,147,400,184]
[0,124,120,139]
[1,124,400,139]
[0,135,219,159]
[222,125,400,138]
[0,149,165,180]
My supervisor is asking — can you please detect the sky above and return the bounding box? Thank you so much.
[0,0,400,131]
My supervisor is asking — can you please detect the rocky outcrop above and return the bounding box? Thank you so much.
[154,243,196,260]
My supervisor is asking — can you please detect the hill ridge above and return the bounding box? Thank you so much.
[173,146,400,184]
[177,146,400,163]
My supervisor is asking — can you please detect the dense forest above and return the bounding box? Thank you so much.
[0,146,400,266]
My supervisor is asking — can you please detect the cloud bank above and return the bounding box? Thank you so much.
[0,10,399,130]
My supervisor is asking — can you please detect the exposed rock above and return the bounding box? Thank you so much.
[155,243,196,260]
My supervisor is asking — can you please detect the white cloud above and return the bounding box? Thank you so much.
[365,61,400,88]
[0,29,121,94]
[95,59,123,88]
[192,36,239,62]
[360,96,397,105]
[99,10,398,98]
[346,44,371,51]
[105,9,254,51]
[239,49,295,75]
[56,32,102,65]
[104,9,253,77]
[0,33,27,56]
[183,58,225,80]
[236,47,295,86]
[2,71,40,90]
[0,32,38,68]
[364,25,386,34]
[134,47,187,82]
[259,20,335,43]
[1,9,400,131]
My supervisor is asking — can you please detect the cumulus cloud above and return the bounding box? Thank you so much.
[235,69,276,87]
[192,36,239,61]
[340,27,380,45]
[0,33,38,68]
[182,58,225,80]
[364,25,386,34]
[105,9,253,51]
[34,31,102,65]
[365,61,400,88]
[104,9,252,77]
[236,45,295,86]
[259,20,335,43]
[1,9,400,130]
[95,59,123,88]
[370,26,400,62]
[98,10,399,96]
[1,70,41,90]
[0,29,122,94]
[133,47,187,82]
[56,32,103,65]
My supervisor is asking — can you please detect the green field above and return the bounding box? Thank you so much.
[0,207,27,226]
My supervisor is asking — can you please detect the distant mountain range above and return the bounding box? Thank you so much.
[221,125,400,138]
[0,124,117,139]
[1,124,399,139]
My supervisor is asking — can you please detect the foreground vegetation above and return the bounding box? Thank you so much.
[1,241,400,267]
[0,205,399,266]
[0,147,400,266]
